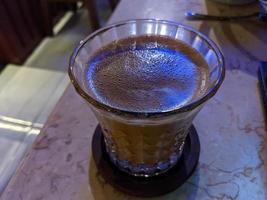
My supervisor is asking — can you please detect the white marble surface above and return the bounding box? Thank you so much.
[1,70,266,200]
[0,65,68,123]
[79,70,267,200]
[0,10,90,195]
[0,63,68,194]
[1,0,267,199]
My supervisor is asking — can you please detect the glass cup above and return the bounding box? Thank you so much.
[69,19,225,177]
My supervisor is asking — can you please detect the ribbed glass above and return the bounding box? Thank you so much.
[69,19,225,177]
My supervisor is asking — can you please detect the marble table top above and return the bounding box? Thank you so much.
[1,0,267,199]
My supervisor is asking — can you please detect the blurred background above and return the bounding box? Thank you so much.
[0,0,118,194]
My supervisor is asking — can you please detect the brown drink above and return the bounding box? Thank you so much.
[84,35,210,176]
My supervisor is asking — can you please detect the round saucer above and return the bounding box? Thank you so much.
[92,125,200,197]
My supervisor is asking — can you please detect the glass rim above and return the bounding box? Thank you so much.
[69,19,225,118]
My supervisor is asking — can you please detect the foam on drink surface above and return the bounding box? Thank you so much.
[86,36,209,113]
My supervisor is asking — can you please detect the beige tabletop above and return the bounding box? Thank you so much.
[1,0,267,199]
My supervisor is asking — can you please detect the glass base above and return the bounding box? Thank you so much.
[91,124,200,197]
[106,144,184,177]
[103,128,188,177]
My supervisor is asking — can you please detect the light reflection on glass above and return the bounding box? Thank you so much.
[192,36,202,51]
[146,23,153,34]
[130,23,137,35]
[160,24,167,35]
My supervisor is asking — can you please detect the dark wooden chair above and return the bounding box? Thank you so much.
[0,0,119,64]
[0,0,46,64]
[108,0,119,10]
[40,0,119,36]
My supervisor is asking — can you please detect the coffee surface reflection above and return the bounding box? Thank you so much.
[86,36,210,113]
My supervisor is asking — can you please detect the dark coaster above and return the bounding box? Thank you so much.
[92,124,200,197]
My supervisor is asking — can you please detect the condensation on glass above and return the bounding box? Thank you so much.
[69,19,225,177]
